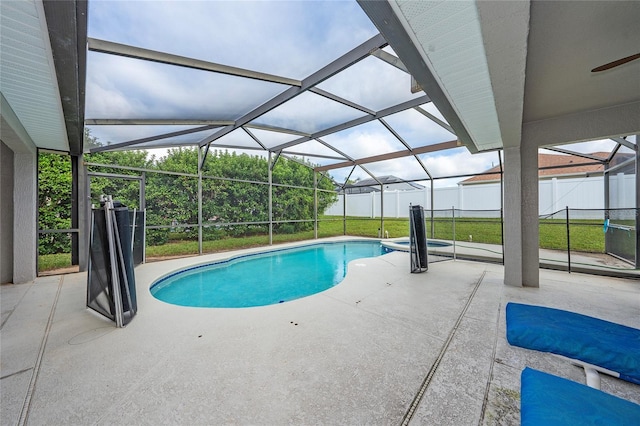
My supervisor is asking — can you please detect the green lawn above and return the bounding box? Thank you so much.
[38,252,74,272]
[38,216,614,271]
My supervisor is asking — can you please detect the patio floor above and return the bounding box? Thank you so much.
[2,238,639,425]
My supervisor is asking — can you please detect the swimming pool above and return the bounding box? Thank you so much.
[150,241,387,308]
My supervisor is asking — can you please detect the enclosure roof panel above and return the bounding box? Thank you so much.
[86,51,288,121]
[84,1,633,189]
[87,1,379,81]
[251,91,369,136]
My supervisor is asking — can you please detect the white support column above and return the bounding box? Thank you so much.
[503,144,539,287]
[13,152,38,283]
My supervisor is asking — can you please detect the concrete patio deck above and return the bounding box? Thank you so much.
[2,238,639,425]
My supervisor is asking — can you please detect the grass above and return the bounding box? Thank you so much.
[38,216,616,271]
[38,252,74,272]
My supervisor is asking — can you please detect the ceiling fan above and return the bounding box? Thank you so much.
[591,53,640,72]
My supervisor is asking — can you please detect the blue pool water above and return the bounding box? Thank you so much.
[151,241,386,308]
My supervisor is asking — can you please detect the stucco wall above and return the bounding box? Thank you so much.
[1,142,14,283]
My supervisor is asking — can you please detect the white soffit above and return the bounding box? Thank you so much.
[390,0,502,151]
[0,0,68,151]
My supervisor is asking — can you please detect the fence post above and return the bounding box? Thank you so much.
[140,172,146,263]
[197,149,203,255]
[500,208,504,265]
[343,192,346,236]
[314,172,318,239]
[430,179,435,238]
[566,206,571,273]
[380,184,384,238]
[635,141,640,269]
[268,152,273,245]
[452,206,456,260]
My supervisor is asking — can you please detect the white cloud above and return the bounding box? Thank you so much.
[88,1,377,78]
[85,1,499,188]
[317,56,421,111]
[422,149,497,178]
[85,1,382,143]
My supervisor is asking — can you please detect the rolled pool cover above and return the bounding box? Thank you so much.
[506,302,640,385]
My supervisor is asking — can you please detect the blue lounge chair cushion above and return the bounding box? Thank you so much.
[506,302,640,385]
[521,367,640,425]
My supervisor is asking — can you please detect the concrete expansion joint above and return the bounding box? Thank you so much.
[479,302,503,424]
[17,275,64,426]
[400,271,487,425]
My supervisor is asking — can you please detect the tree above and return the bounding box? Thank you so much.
[272,156,336,231]
[85,150,153,209]
[38,152,72,254]
[149,148,337,237]
[39,138,338,254]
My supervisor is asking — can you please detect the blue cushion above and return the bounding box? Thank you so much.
[521,367,640,425]
[506,302,640,385]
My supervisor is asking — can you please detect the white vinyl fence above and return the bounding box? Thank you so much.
[325,175,636,219]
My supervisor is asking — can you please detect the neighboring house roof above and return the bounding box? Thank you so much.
[343,175,425,193]
[460,152,630,185]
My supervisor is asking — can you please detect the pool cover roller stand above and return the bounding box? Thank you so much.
[409,205,428,273]
[87,196,138,327]
[506,302,640,387]
[521,367,640,425]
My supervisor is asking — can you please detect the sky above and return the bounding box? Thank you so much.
[85,0,622,188]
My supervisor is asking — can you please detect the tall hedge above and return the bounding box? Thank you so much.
[38,146,337,252]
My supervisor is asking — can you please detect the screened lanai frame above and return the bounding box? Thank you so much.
[71,2,638,270]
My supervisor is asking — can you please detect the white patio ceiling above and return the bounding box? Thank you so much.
[1,0,68,152]
[1,0,86,155]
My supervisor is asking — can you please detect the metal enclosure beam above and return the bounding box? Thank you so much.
[43,0,88,156]
[242,128,268,150]
[71,155,80,265]
[414,106,454,134]
[271,94,431,152]
[611,137,638,152]
[379,118,432,179]
[309,87,375,115]
[86,119,234,126]
[244,123,311,137]
[88,38,301,86]
[357,0,475,152]
[370,49,409,73]
[314,139,460,172]
[198,33,388,166]
[89,125,222,153]
[543,146,607,162]
[636,136,639,268]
